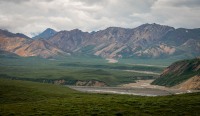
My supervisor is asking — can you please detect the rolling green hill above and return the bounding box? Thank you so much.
[0,78,200,115]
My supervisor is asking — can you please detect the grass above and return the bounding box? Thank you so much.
[0,78,200,116]
[118,57,180,66]
[1,51,200,115]
[0,56,161,86]
[59,62,163,72]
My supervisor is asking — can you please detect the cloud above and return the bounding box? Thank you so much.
[151,0,200,28]
[0,0,30,4]
[155,0,200,7]
[0,0,199,37]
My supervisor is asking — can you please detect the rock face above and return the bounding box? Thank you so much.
[75,80,107,87]
[177,75,200,90]
[1,23,200,58]
[14,39,68,58]
[53,79,107,87]
[0,29,68,58]
[50,29,92,52]
[54,79,66,85]
[152,58,200,89]
[48,23,200,58]
[0,29,31,53]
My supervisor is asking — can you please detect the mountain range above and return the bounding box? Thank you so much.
[0,23,200,59]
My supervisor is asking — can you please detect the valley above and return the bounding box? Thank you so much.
[0,56,162,86]
[0,23,200,115]
[1,0,200,115]
[0,45,200,116]
[1,78,200,115]
[0,55,199,97]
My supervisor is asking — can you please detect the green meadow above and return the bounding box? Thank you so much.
[0,55,200,115]
[0,78,200,115]
[0,56,163,86]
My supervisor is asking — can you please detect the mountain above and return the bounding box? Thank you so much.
[178,39,200,57]
[0,29,31,53]
[161,28,200,46]
[152,58,200,90]
[14,39,69,58]
[0,29,30,39]
[49,24,177,58]
[49,23,200,58]
[91,24,200,58]
[0,29,68,58]
[49,29,92,53]
[32,28,57,39]
[0,23,200,59]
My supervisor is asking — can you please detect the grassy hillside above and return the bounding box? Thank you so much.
[0,56,162,86]
[0,78,200,115]
[152,58,200,87]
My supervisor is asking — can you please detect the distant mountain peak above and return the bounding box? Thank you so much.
[44,28,56,33]
[0,29,30,39]
[32,28,57,40]
[106,27,123,30]
[137,23,174,29]
[70,29,83,33]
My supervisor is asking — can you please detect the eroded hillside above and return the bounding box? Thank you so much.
[152,58,200,89]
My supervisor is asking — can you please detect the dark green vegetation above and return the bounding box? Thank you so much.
[0,56,163,86]
[118,56,185,66]
[59,62,163,72]
[1,79,200,115]
[152,58,200,87]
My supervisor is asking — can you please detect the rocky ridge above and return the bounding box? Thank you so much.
[152,58,200,90]
[0,23,200,59]
[0,29,68,58]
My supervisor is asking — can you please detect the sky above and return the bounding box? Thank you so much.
[0,0,200,37]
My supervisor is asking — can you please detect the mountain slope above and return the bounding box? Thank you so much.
[0,49,19,58]
[92,24,175,58]
[0,29,30,53]
[1,23,200,59]
[162,28,200,46]
[0,29,30,39]
[178,39,200,56]
[14,39,69,58]
[152,58,200,89]
[176,75,200,90]
[48,24,177,58]
[49,29,92,52]
[48,23,200,58]
[32,28,57,39]
[0,30,68,58]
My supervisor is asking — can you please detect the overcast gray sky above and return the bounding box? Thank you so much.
[0,0,200,37]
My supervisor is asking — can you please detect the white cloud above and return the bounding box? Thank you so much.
[0,0,199,37]
[151,0,200,28]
